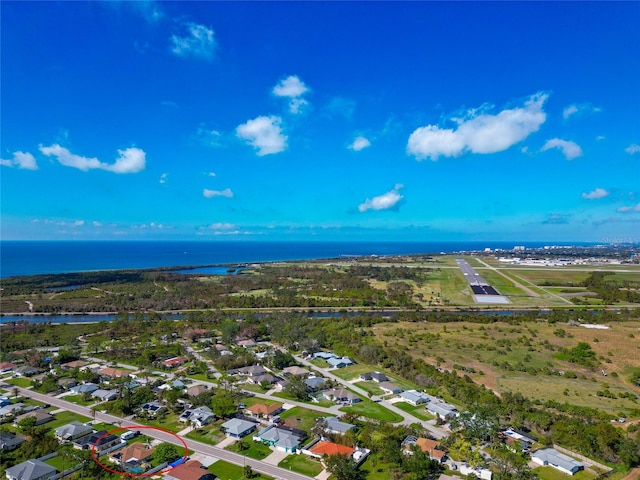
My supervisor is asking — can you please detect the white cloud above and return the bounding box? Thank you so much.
[92,221,103,227]
[541,138,583,160]
[203,188,234,198]
[208,172,216,177]
[582,187,609,200]
[617,203,640,213]
[625,144,640,155]
[205,222,236,230]
[562,103,601,120]
[359,184,404,212]
[0,151,38,170]
[170,22,216,60]
[195,127,221,146]
[39,145,146,173]
[407,93,548,160]
[272,75,310,114]
[348,136,371,151]
[159,173,168,184]
[596,135,606,141]
[236,116,287,155]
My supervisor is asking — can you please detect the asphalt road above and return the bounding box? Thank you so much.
[15,386,313,480]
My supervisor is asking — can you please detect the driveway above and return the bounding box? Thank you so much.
[262,448,290,465]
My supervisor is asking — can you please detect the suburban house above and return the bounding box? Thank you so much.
[282,366,310,377]
[163,459,216,480]
[398,390,431,406]
[0,397,10,408]
[459,464,493,480]
[322,388,361,405]
[247,373,278,386]
[326,357,355,369]
[13,366,39,377]
[0,362,17,373]
[15,410,54,426]
[402,436,447,463]
[232,365,267,377]
[163,357,186,368]
[5,459,57,480]
[73,430,122,452]
[426,401,458,419]
[0,403,25,417]
[98,367,130,379]
[55,421,93,442]
[69,382,99,395]
[532,448,585,476]
[360,372,388,383]
[324,417,356,435]
[186,385,208,397]
[109,443,155,467]
[140,401,166,418]
[159,380,186,391]
[60,360,88,370]
[247,403,283,420]
[57,378,77,390]
[92,389,118,402]
[379,382,403,394]
[0,432,26,451]
[179,406,215,428]
[221,418,258,438]
[236,339,257,348]
[304,377,326,391]
[253,426,302,453]
[306,440,354,459]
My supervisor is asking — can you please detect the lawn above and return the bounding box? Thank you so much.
[46,410,92,430]
[64,394,97,406]
[271,390,334,408]
[329,364,378,381]
[279,406,322,433]
[185,424,226,446]
[360,454,398,480]
[341,400,403,423]
[533,466,597,480]
[6,377,32,388]
[139,412,184,433]
[393,401,434,421]
[208,460,273,480]
[227,439,273,460]
[278,454,324,477]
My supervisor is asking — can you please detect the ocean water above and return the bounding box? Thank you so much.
[1,240,566,278]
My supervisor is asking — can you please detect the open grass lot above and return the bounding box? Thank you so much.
[46,410,92,430]
[270,390,334,408]
[279,406,321,432]
[369,319,640,415]
[185,423,226,445]
[533,466,597,480]
[208,460,273,480]
[278,454,324,477]
[341,400,403,422]
[139,412,184,433]
[226,439,273,460]
[329,364,377,381]
[6,377,32,388]
[393,401,434,421]
[360,454,399,480]
[500,268,592,286]
[63,394,97,406]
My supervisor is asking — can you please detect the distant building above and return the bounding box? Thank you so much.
[532,448,584,476]
[5,459,56,480]
[163,357,186,368]
[360,372,388,383]
[399,390,431,406]
[247,403,283,419]
[98,367,130,379]
[92,389,118,402]
[69,383,99,395]
[14,410,54,426]
[402,436,446,462]
[379,382,403,394]
[322,388,360,405]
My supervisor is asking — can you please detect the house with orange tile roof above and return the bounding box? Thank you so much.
[246,403,283,419]
[98,367,130,379]
[163,459,216,480]
[402,435,447,462]
[309,440,355,458]
[163,357,186,368]
[109,443,155,466]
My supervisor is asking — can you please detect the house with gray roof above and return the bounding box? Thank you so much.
[69,382,99,395]
[0,432,26,452]
[221,418,257,438]
[5,459,56,480]
[532,448,584,475]
[55,421,94,442]
[253,426,302,453]
[322,388,360,405]
[426,401,458,419]
[379,382,403,394]
[92,389,118,402]
[324,417,356,435]
[399,390,431,406]
[305,377,326,391]
[180,406,215,428]
[0,403,24,417]
[14,410,54,426]
[360,372,388,383]
[13,366,39,377]
[326,356,354,368]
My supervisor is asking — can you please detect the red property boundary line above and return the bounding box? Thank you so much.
[91,426,188,477]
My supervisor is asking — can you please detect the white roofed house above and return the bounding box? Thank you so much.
[326,356,355,368]
[426,400,458,419]
[399,390,431,406]
[92,389,118,402]
[221,418,258,438]
[379,382,403,394]
[322,388,361,405]
[253,425,302,453]
[5,459,57,480]
[55,421,93,442]
[532,448,584,476]
[324,416,356,435]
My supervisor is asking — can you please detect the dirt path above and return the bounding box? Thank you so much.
[621,468,640,480]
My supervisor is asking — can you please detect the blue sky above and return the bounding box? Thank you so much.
[1,1,639,242]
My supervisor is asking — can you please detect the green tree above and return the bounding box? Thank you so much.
[325,453,367,480]
[284,374,309,401]
[153,443,180,464]
[210,390,237,418]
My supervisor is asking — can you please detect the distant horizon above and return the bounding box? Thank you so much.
[2,2,639,242]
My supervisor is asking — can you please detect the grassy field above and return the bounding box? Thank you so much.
[393,401,434,421]
[46,410,92,430]
[279,406,322,432]
[63,394,97,406]
[184,422,226,445]
[139,412,184,433]
[533,466,597,480]
[6,377,32,388]
[208,460,273,480]
[278,454,324,477]
[227,439,273,460]
[369,319,640,416]
[341,400,403,422]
